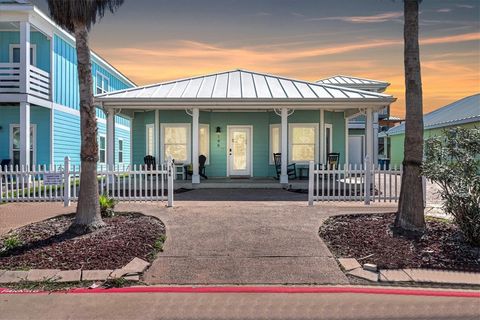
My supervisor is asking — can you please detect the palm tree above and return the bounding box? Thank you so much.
[47,0,125,233]
[394,0,425,236]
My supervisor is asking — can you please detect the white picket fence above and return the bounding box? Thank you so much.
[308,157,410,205]
[0,157,175,207]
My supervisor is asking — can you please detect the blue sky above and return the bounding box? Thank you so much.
[32,0,480,116]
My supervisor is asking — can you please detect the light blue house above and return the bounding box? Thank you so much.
[0,1,135,169]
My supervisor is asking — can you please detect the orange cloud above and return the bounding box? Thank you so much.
[96,31,480,117]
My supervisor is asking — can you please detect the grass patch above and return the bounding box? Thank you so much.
[148,235,167,260]
[1,234,22,255]
[154,235,167,252]
[103,277,128,288]
[3,279,141,292]
[426,216,453,224]
[4,280,88,292]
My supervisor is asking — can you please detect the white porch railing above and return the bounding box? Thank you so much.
[29,65,50,100]
[0,63,50,100]
[308,158,404,205]
[0,63,21,94]
[0,157,175,207]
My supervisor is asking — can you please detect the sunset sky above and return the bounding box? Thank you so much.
[33,0,479,116]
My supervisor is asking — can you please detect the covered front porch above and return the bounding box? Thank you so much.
[96,69,395,186]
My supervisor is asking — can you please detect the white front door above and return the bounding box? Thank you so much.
[227,126,252,176]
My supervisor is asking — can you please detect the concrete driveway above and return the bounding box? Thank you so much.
[1,189,397,285]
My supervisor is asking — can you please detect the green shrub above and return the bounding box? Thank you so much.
[154,235,167,252]
[423,127,480,246]
[1,234,22,253]
[99,195,116,218]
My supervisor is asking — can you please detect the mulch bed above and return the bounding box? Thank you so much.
[0,212,165,270]
[319,213,480,272]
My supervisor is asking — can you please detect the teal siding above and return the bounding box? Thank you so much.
[50,33,134,167]
[53,35,79,109]
[53,109,81,166]
[0,105,50,166]
[92,60,131,93]
[32,106,51,165]
[0,31,50,72]
[53,109,131,167]
[53,34,132,115]
[325,111,347,164]
[132,111,155,165]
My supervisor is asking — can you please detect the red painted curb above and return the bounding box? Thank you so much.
[1,286,479,298]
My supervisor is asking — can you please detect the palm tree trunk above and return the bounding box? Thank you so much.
[71,22,104,233]
[394,0,425,236]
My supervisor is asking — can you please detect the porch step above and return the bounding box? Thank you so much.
[174,179,309,189]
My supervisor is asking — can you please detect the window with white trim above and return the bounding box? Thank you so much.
[118,139,124,164]
[98,135,106,164]
[289,123,318,163]
[96,72,109,94]
[161,124,191,163]
[9,44,36,66]
[146,124,155,156]
[10,124,36,167]
[199,124,210,164]
[269,124,281,164]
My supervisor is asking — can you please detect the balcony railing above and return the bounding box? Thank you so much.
[0,62,51,100]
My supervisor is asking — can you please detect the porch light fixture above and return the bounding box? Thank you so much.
[216,127,221,147]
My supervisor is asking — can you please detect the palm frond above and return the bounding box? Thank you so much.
[47,0,124,32]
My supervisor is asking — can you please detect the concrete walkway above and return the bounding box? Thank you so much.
[0,202,73,235]
[119,189,396,285]
[0,189,398,285]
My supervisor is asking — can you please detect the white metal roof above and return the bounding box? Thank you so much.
[96,69,395,108]
[316,75,390,93]
[386,94,480,136]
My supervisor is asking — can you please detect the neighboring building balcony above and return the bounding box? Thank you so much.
[0,62,50,101]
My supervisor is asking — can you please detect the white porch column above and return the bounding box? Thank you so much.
[373,112,379,165]
[319,109,325,164]
[280,107,288,183]
[106,110,115,168]
[365,108,374,163]
[191,108,200,184]
[345,116,349,165]
[19,21,30,94]
[154,110,160,160]
[20,102,30,168]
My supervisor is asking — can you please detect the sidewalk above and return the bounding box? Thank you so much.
[1,286,478,320]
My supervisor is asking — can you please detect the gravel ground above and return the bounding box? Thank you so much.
[0,212,165,270]
[319,213,480,272]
